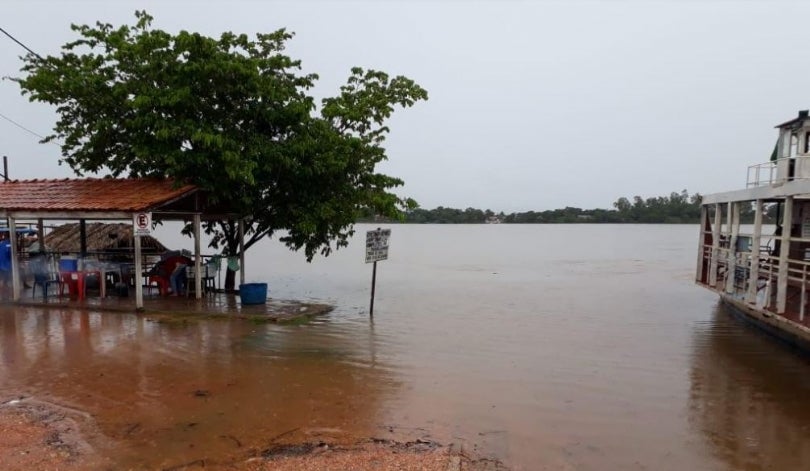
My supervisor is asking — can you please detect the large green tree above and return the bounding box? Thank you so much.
[16,11,427,289]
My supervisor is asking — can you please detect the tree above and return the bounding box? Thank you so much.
[15,11,428,289]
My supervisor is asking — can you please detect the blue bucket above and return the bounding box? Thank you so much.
[58,258,78,272]
[239,283,268,305]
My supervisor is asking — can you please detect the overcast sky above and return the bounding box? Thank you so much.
[1,0,809,212]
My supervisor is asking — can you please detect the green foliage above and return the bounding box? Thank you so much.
[610,190,702,223]
[15,11,427,270]
[370,191,726,224]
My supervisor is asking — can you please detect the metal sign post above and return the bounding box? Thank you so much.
[132,212,151,311]
[366,228,391,318]
[370,260,378,318]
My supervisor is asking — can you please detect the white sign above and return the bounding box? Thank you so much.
[365,228,391,263]
[133,212,152,236]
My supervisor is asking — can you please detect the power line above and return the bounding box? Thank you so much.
[0,110,48,141]
[0,24,191,153]
[0,26,58,146]
[0,26,43,59]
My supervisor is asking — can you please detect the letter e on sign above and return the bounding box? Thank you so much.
[133,212,153,236]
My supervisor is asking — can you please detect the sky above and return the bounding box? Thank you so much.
[1,0,809,212]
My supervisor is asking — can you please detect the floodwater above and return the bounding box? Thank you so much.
[3,224,810,470]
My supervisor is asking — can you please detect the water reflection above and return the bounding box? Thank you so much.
[689,302,810,471]
[0,306,400,469]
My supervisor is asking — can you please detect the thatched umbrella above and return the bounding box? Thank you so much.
[43,223,167,257]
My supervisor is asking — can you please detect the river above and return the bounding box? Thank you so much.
[2,224,809,470]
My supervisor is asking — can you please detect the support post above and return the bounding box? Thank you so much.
[709,204,722,287]
[79,219,87,258]
[193,213,202,300]
[134,230,143,310]
[238,219,245,287]
[36,219,45,253]
[725,202,741,294]
[8,217,19,301]
[746,199,763,304]
[777,197,794,313]
[696,205,708,283]
[369,261,377,318]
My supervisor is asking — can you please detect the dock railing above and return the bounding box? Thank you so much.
[698,232,810,322]
[747,156,810,187]
[747,161,777,187]
[785,258,810,322]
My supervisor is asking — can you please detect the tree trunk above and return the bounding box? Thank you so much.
[224,222,240,292]
[224,268,237,292]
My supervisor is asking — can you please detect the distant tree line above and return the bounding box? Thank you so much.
[360,191,778,224]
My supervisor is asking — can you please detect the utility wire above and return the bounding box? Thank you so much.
[0,110,48,141]
[0,26,43,59]
[0,26,58,146]
[0,24,192,153]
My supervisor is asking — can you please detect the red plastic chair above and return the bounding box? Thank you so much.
[148,275,170,296]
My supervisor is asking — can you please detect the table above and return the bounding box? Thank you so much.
[60,267,120,300]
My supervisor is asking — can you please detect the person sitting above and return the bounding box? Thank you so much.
[146,252,192,296]
[168,259,189,296]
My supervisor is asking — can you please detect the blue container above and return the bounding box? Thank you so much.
[58,258,78,272]
[239,283,268,305]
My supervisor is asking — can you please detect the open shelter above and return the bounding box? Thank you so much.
[0,178,245,309]
[44,222,169,255]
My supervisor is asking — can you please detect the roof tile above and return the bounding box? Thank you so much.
[0,178,196,213]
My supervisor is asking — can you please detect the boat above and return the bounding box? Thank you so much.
[696,110,810,351]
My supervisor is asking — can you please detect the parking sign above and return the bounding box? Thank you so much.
[133,212,152,236]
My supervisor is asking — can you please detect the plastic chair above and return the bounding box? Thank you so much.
[148,275,170,296]
[209,256,222,291]
[31,255,62,300]
[32,273,62,299]
[186,264,214,297]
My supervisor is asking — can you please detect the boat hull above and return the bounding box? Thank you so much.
[719,294,810,353]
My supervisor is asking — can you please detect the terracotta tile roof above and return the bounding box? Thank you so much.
[0,178,197,213]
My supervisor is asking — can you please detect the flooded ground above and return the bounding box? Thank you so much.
[2,224,810,469]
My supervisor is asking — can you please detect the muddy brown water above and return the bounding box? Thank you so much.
[2,224,810,470]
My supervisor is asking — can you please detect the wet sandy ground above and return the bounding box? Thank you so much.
[0,305,508,469]
[0,398,103,470]
[0,398,504,470]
